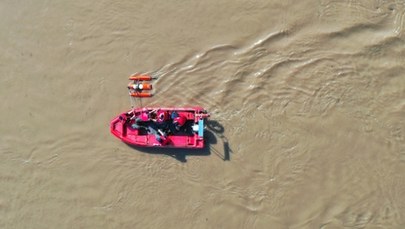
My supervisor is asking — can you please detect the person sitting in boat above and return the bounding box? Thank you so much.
[166,112,187,133]
[146,122,168,145]
[131,108,156,129]
[132,109,155,122]
[151,110,172,137]
[156,110,170,125]
[173,115,187,131]
[119,111,135,125]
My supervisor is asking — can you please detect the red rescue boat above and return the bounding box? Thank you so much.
[110,107,210,148]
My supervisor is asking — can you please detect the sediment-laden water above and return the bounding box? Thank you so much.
[1,1,404,228]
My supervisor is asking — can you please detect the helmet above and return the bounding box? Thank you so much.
[173,115,187,127]
[140,112,149,121]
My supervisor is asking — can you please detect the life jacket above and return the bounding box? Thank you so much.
[157,110,169,123]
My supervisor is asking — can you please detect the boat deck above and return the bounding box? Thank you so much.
[110,107,208,148]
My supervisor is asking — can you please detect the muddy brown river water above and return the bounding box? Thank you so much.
[1,0,404,228]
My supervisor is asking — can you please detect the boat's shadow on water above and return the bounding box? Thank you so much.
[126,120,232,162]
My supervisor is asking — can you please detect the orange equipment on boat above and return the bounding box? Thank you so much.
[127,73,155,98]
[128,74,153,81]
[127,82,153,90]
[130,92,153,97]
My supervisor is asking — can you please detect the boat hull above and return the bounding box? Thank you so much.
[110,107,209,148]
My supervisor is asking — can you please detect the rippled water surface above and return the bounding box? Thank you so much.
[1,0,404,228]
